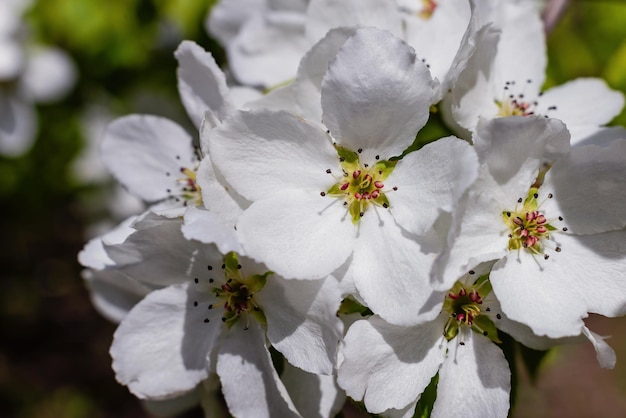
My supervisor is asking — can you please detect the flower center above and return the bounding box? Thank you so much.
[321,145,396,224]
[418,0,438,19]
[166,160,203,206]
[502,188,565,258]
[442,273,500,343]
[495,79,557,118]
[193,252,271,329]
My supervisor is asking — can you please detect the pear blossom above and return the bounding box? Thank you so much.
[106,212,344,417]
[338,260,617,417]
[206,0,404,88]
[444,0,624,144]
[208,28,478,326]
[101,41,255,222]
[433,116,626,338]
[338,264,511,418]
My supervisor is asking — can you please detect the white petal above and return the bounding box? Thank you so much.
[352,209,442,326]
[281,361,346,418]
[321,28,434,163]
[295,26,358,123]
[491,1,546,92]
[473,116,570,184]
[217,322,301,418]
[260,274,343,375]
[106,214,222,288]
[572,126,626,148]
[143,387,200,417]
[196,155,247,229]
[431,187,509,290]
[338,316,446,414]
[78,216,137,270]
[389,136,478,236]
[181,207,243,254]
[447,23,501,133]
[305,0,402,42]
[175,41,234,127]
[403,0,471,97]
[101,115,195,202]
[0,91,36,157]
[82,269,150,323]
[582,326,616,369]
[111,284,221,399]
[0,40,23,79]
[554,231,626,320]
[542,140,626,235]
[228,12,309,88]
[237,191,356,280]
[23,47,77,103]
[536,78,624,144]
[205,0,266,46]
[207,108,338,202]
[489,252,585,338]
[433,332,510,418]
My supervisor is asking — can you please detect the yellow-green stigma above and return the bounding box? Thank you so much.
[321,144,397,224]
[502,188,562,257]
[442,274,500,344]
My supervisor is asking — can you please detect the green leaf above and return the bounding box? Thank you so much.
[412,373,439,418]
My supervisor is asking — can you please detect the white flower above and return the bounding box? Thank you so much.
[206,0,405,88]
[208,28,478,326]
[107,213,344,417]
[101,41,254,223]
[444,0,624,144]
[338,265,510,417]
[434,116,626,338]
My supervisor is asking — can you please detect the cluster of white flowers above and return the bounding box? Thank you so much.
[0,0,76,156]
[79,0,626,417]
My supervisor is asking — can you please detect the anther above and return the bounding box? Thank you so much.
[562,227,568,231]
[469,270,475,275]
[194,278,199,284]
[193,301,198,307]
[392,186,398,191]
[326,169,331,174]
[204,318,210,323]
[518,197,523,203]
[555,247,562,252]
[357,148,363,153]
[320,192,326,196]
[496,313,502,319]
[533,193,538,198]
[375,155,380,160]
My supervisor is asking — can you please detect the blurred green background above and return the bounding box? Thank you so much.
[0,1,625,417]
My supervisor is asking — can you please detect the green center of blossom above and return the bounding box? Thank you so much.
[195,252,271,329]
[442,274,500,344]
[321,144,396,224]
[502,188,564,257]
